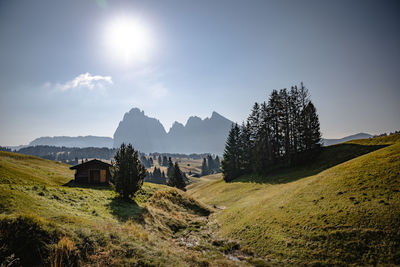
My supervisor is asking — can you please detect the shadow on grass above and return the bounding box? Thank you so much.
[107,197,147,223]
[233,144,387,185]
[62,180,112,191]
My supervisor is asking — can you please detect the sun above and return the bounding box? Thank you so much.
[104,16,153,64]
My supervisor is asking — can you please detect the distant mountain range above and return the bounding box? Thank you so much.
[29,136,114,148]
[321,133,373,146]
[25,107,373,154]
[113,108,233,154]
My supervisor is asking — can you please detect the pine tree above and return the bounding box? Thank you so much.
[201,158,208,176]
[158,155,162,166]
[214,156,221,173]
[112,143,146,200]
[167,157,174,177]
[239,122,252,174]
[207,155,215,174]
[221,124,241,181]
[162,156,168,167]
[167,162,186,190]
[301,101,321,151]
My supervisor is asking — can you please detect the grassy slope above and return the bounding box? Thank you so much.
[188,134,400,266]
[0,151,242,266]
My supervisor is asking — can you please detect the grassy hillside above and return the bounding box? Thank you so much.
[188,134,400,266]
[0,151,246,266]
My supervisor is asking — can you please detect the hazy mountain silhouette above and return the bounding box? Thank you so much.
[113,108,168,152]
[113,108,233,154]
[322,133,372,146]
[29,136,113,148]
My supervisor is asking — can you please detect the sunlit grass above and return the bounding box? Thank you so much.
[188,134,400,265]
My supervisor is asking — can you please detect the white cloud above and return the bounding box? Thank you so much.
[55,72,113,91]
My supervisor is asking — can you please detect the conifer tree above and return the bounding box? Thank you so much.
[207,155,215,174]
[167,157,174,177]
[214,155,221,173]
[239,122,252,173]
[201,158,208,176]
[167,162,186,190]
[162,156,168,167]
[301,101,321,150]
[112,143,146,200]
[221,124,241,181]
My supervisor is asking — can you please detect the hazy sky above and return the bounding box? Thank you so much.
[1,0,399,146]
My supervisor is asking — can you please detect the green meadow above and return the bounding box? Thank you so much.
[0,151,244,266]
[188,134,400,266]
[0,134,399,266]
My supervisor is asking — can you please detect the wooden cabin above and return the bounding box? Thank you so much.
[70,159,112,184]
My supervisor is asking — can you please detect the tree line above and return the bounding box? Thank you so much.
[221,83,322,181]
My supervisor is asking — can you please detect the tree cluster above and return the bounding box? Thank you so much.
[201,155,221,176]
[145,166,166,184]
[222,83,321,181]
[140,155,154,168]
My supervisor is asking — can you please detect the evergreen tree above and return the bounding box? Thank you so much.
[162,156,168,167]
[239,122,252,173]
[167,162,186,190]
[214,156,221,173]
[207,155,215,174]
[112,143,146,200]
[301,101,321,150]
[167,157,174,177]
[221,124,242,181]
[158,155,162,166]
[201,158,208,176]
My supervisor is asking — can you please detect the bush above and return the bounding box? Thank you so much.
[0,215,55,266]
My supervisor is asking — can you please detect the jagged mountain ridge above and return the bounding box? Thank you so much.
[113,108,233,154]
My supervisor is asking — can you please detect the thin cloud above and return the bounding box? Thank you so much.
[149,82,168,98]
[55,72,113,91]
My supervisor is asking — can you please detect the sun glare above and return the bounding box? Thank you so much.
[105,16,153,64]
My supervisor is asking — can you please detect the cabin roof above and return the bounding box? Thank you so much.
[70,159,112,170]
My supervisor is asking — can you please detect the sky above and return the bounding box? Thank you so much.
[0,0,399,146]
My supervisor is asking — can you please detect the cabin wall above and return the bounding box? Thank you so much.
[74,165,111,184]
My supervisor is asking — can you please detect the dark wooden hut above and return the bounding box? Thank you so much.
[70,159,112,184]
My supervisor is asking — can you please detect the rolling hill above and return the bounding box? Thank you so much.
[0,151,244,266]
[1,134,399,266]
[188,134,400,265]
[322,132,373,146]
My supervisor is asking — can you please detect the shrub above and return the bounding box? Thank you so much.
[0,215,55,266]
